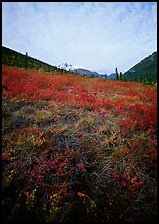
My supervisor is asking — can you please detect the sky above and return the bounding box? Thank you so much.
[2,2,157,74]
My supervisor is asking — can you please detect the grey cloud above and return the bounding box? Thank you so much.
[2,2,157,74]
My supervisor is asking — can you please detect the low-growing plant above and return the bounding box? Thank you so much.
[2,65,157,222]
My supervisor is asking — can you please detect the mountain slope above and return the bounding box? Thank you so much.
[107,73,116,80]
[58,63,106,78]
[2,46,66,73]
[123,51,157,83]
[72,68,99,77]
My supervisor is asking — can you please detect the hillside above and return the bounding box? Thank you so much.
[2,46,68,74]
[2,65,157,223]
[123,51,157,84]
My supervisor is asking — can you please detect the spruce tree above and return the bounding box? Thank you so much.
[25,52,28,70]
[16,55,19,67]
[115,67,119,80]
[120,72,122,81]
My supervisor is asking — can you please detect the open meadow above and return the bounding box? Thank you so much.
[2,65,157,222]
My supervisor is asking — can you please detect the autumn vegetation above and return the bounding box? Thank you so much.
[2,65,157,222]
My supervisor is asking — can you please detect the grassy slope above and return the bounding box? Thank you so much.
[2,65,157,222]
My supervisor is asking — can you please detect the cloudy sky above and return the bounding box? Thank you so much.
[2,2,157,74]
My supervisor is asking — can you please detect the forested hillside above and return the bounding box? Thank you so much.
[2,46,68,74]
[123,51,157,84]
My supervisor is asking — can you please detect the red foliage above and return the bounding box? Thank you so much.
[2,65,157,222]
[17,146,86,191]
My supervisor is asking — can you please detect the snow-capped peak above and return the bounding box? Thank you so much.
[58,63,85,71]
[58,63,71,70]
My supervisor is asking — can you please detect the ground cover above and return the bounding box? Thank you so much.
[2,65,157,222]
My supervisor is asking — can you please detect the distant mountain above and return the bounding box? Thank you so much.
[123,51,157,83]
[58,63,105,78]
[72,68,100,78]
[58,63,83,71]
[107,73,116,80]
